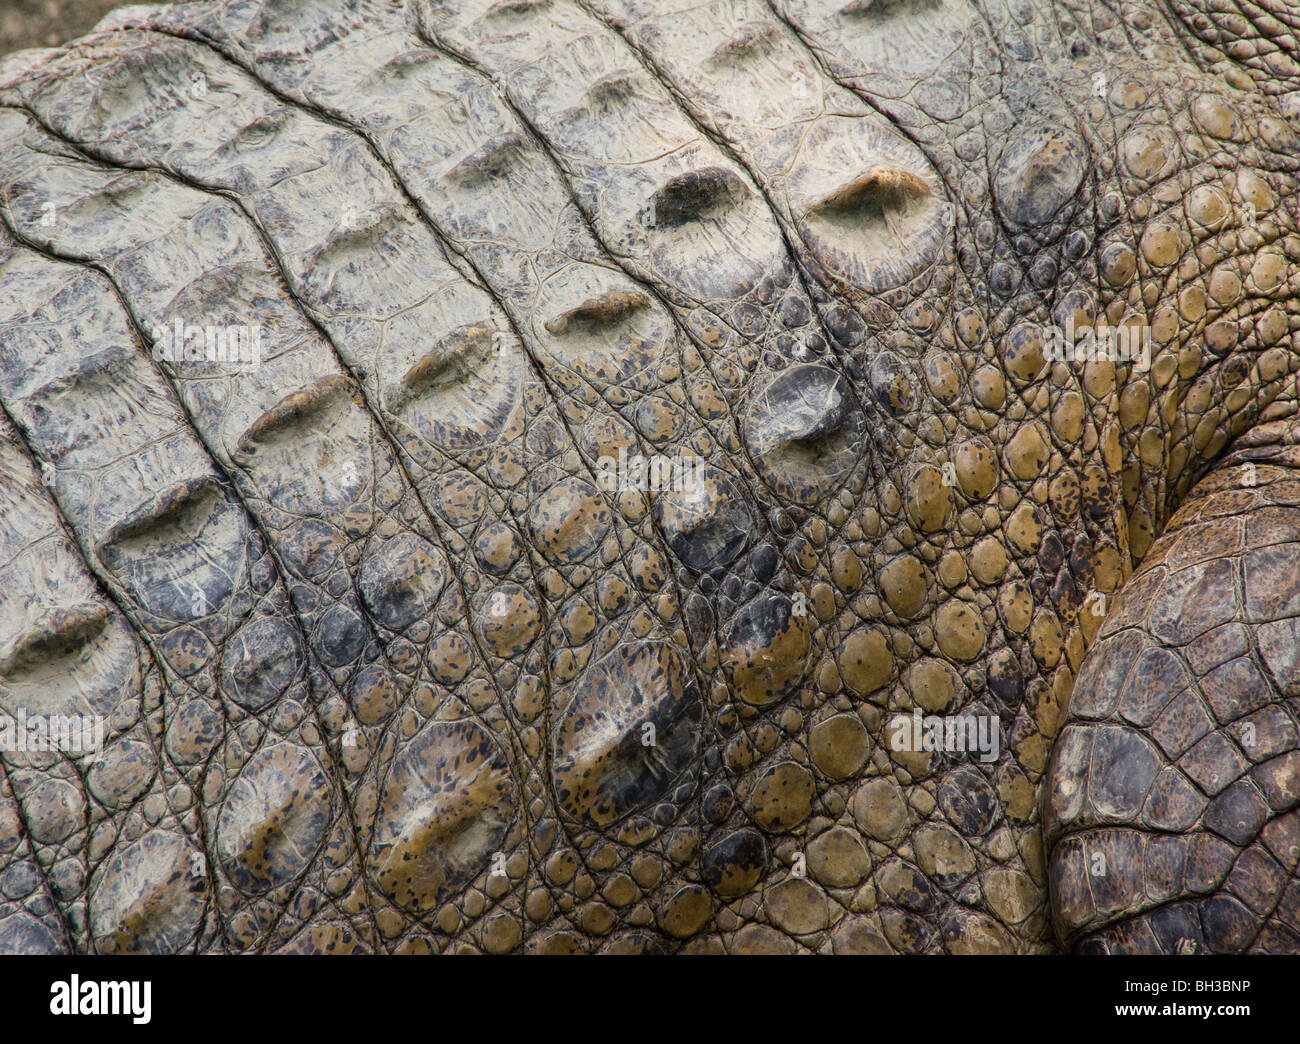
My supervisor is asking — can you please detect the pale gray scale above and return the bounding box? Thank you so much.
[117,1,477,141]
[473,29,698,163]
[118,0,391,98]
[0,253,250,642]
[416,0,817,342]
[587,0,955,300]
[0,260,184,463]
[120,1,485,155]
[332,37,496,137]
[10,35,287,194]
[0,111,205,260]
[145,17,621,431]
[6,32,526,458]
[770,0,978,107]
[595,0,842,133]
[0,424,145,739]
[168,10,661,361]
[382,77,579,263]
[0,412,213,955]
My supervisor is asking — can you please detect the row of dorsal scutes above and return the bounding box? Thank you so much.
[404,0,876,628]
[414,0,838,367]
[171,0,845,939]
[0,244,381,954]
[414,0,953,946]
[122,1,762,933]
[0,409,200,955]
[92,2,840,942]
[0,112,531,952]
[0,37,540,720]
[396,0,862,679]
[2,29,525,459]
[769,0,979,110]
[0,28,710,947]
[406,0,880,917]
[585,0,954,307]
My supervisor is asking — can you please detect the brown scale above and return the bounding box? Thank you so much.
[1047,442,1300,952]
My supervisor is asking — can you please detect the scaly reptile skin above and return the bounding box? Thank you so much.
[0,0,1297,955]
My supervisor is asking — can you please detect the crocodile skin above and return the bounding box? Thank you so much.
[0,0,1296,954]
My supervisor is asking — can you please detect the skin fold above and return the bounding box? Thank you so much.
[0,0,1296,954]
